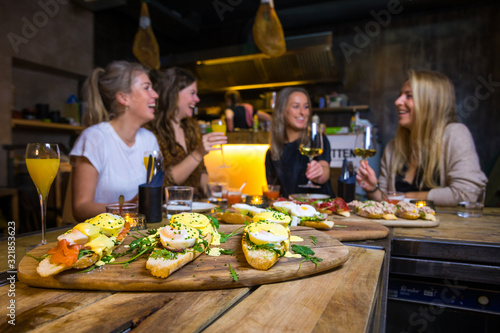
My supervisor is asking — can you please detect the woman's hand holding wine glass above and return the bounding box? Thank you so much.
[298,122,323,188]
[354,126,377,160]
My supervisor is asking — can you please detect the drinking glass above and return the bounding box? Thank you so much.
[211,119,229,168]
[25,143,60,251]
[354,126,377,161]
[298,122,323,188]
[165,186,194,221]
[144,150,162,183]
[262,185,280,202]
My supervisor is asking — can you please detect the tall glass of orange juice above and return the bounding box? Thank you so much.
[26,143,60,250]
[211,119,229,168]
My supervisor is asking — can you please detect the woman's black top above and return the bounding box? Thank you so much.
[265,134,334,198]
[395,165,437,192]
[230,105,251,129]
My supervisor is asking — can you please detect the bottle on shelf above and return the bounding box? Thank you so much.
[312,114,320,124]
[253,114,259,132]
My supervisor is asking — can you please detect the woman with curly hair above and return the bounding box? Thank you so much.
[147,67,226,198]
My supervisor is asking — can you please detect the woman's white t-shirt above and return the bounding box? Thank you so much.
[70,122,159,203]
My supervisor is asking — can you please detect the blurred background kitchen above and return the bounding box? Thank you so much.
[0,0,499,234]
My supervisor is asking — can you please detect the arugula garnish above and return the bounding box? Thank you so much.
[210,216,220,229]
[228,263,239,281]
[219,225,245,243]
[77,249,94,259]
[109,233,158,267]
[291,244,323,269]
[309,236,317,245]
[26,253,44,262]
[219,248,235,255]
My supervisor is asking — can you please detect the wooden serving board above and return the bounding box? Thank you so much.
[17,225,349,292]
[323,220,390,241]
[331,213,439,228]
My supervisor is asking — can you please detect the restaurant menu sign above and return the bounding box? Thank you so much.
[327,134,363,168]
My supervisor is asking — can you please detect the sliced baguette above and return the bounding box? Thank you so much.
[37,258,71,277]
[382,213,398,220]
[337,211,350,217]
[357,210,384,219]
[301,220,335,229]
[242,234,287,271]
[37,251,100,277]
[395,210,420,220]
[146,233,212,278]
[214,212,252,224]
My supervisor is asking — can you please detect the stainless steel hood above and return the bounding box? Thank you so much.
[164,32,339,93]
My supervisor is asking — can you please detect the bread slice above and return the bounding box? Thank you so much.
[241,227,289,270]
[36,250,101,277]
[357,209,384,219]
[337,211,350,217]
[37,258,71,277]
[214,212,252,224]
[382,214,398,220]
[146,233,212,278]
[419,207,437,221]
[301,220,335,229]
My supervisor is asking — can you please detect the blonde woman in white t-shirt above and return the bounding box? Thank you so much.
[70,61,159,221]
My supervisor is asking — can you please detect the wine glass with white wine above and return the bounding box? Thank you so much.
[298,122,323,188]
[25,143,60,251]
[354,126,377,160]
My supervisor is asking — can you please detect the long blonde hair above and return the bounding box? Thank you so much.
[392,70,458,189]
[82,61,147,126]
[270,87,312,160]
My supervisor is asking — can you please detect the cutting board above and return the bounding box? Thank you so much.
[323,220,390,241]
[331,213,439,228]
[17,225,349,292]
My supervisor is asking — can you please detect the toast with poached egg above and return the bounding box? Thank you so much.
[242,221,290,270]
[146,212,220,278]
[36,213,130,277]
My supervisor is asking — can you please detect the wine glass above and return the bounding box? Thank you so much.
[354,126,377,161]
[25,143,60,251]
[144,150,162,183]
[298,122,323,188]
[211,119,230,168]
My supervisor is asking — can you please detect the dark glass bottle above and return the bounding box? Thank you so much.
[337,158,355,202]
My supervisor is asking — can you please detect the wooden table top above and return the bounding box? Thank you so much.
[392,207,500,244]
[0,245,384,332]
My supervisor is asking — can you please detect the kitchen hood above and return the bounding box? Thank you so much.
[163,32,340,92]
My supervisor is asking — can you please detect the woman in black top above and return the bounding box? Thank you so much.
[265,87,334,198]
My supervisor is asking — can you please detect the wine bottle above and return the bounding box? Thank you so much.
[338,158,355,202]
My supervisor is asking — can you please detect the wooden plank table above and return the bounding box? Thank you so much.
[0,246,384,332]
[392,207,500,244]
[0,221,385,332]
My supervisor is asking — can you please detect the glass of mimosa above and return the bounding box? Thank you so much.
[25,143,60,251]
[144,150,162,183]
[298,122,323,188]
[211,119,229,168]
